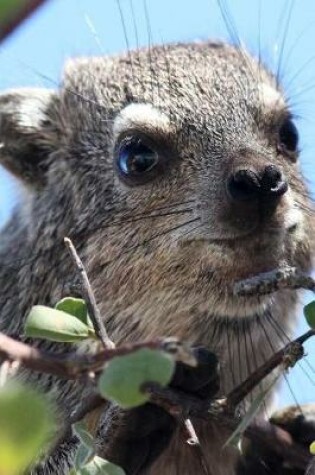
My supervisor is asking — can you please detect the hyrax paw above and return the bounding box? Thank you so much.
[170,346,220,399]
[99,347,219,474]
[237,404,315,475]
[270,404,315,448]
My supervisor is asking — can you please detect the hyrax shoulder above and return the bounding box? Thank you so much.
[0,41,313,474]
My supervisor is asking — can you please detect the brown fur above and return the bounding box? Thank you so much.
[0,42,313,474]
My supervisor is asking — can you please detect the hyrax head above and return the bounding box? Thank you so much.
[0,42,313,325]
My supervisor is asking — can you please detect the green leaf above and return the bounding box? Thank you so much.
[73,421,94,449]
[0,383,53,475]
[304,301,315,329]
[73,422,95,469]
[75,455,125,475]
[55,297,93,328]
[74,444,94,470]
[224,376,278,449]
[98,348,175,409]
[25,305,95,342]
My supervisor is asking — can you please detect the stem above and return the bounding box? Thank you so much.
[64,237,115,350]
[234,267,315,297]
[225,333,312,409]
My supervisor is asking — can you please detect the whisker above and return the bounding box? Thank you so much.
[236,321,246,413]
[16,60,112,117]
[129,0,143,99]
[216,0,258,102]
[76,208,195,239]
[91,216,201,270]
[160,39,174,131]
[116,0,136,88]
[304,358,315,376]
[242,319,254,404]
[257,0,262,67]
[275,0,295,87]
[129,0,140,51]
[143,0,155,105]
[284,56,315,95]
[83,12,105,54]
[248,317,269,416]
[0,200,196,270]
[265,311,315,384]
[216,0,241,47]
[282,19,315,83]
[258,315,302,412]
[225,318,237,390]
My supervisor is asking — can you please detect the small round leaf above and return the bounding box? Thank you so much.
[25,305,95,342]
[98,348,175,409]
[304,301,315,329]
[0,383,53,475]
[55,297,89,325]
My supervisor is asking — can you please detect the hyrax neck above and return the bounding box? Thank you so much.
[95,278,298,397]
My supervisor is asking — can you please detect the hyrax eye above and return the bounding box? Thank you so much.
[115,135,162,185]
[278,117,299,157]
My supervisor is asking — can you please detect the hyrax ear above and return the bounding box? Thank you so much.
[0,88,59,187]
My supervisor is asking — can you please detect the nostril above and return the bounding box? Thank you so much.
[261,165,288,197]
[227,169,261,201]
[227,165,288,202]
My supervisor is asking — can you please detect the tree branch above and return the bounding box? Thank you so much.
[234,267,315,297]
[0,327,311,470]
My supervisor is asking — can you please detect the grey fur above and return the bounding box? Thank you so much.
[0,41,313,474]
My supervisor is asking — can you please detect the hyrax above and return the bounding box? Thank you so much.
[0,40,314,474]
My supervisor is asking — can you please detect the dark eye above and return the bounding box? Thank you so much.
[278,118,299,156]
[115,136,162,185]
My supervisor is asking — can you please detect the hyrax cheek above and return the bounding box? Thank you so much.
[282,191,304,232]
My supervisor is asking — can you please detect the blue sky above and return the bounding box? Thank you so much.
[0,0,315,407]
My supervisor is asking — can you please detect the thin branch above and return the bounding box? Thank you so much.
[64,237,115,350]
[225,337,308,410]
[234,267,315,297]
[181,417,213,475]
[0,333,195,380]
[0,333,168,378]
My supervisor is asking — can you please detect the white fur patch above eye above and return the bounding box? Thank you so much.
[113,103,170,138]
[258,83,284,110]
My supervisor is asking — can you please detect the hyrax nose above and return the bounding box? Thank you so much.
[227,164,288,202]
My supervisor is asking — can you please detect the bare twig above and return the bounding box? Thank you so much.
[182,417,213,475]
[0,333,194,380]
[64,237,115,350]
[234,267,315,297]
[0,333,155,378]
